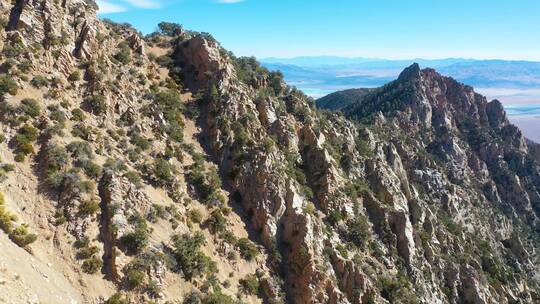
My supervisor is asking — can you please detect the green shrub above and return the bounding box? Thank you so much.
[46,169,93,195]
[1,59,17,71]
[2,43,24,58]
[74,236,90,248]
[0,16,7,28]
[79,199,100,217]
[68,70,81,82]
[146,280,162,298]
[76,245,99,259]
[346,215,371,249]
[171,232,214,280]
[104,158,128,172]
[202,291,239,304]
[303,202,316,215]
[0,217,38,250]
[124,170,142,188]
[283,150,312,199]
[153,89,185,141]
[82,161,102,179]
[71,124,92,140]
[105,293,127,304]
[326,210,343,226]
[114,42,132,65]
[206,209,227,234]
[19,99,41,118]
[237,238,259,261]
[54,208,67,226]
[47,105,67,123]
[14,153,25,163]
[155,54,173,67]
[0,164,15,182]
[31,75,48,88]
[239,274,259,295]
[0,193,16,233]
[9,224,37,247]
[189,208,203,224]
[17,124,39,140]
[87,94,107,114]
[17,60,32,73]
[187,164,223,204]
[125,268,145,289]
[130,133,151,150]
[82,256,103,274]
[71,108,86,121]
[147,204,167,223]
[0,75,18,97]
[153,158,174,185]
[120,219,149,255]
[44,145,69,172]
[378,272,417,304]
[13,124,39,159]
[157,22,183,36]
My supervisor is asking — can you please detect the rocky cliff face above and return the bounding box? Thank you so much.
[1,1,539,303]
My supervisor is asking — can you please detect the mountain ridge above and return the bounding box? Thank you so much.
[0,0,540,303]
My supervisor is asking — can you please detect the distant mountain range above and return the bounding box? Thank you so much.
[260,56,540,98]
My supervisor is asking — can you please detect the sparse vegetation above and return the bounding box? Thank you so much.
[125,268,145,289]
[186,159,224,204]
[76,244,99,260]
[239,274,259,295]
[346,215,371,249]
[171,232,215,280]
[153,158,175,186]
[157,22,184,36]
[114,41,132,65]
[31,75,48,88]
[206,208,227,233]
[79,199,100,217]
[105,293,127,304]
[152,89,185,142]
[68,70,81,82]
[124,170,143,188]
[87,94,107,114]
[189,208,203,224]
[378,272,418,304]
[202,291,239,304]
[0,163,15,183]
[13,124,39,161]
[236,238,259,261]
[71,108,86,121]
[82,256,103,274]
[9,224,38,247]
[0,75,18,97]
[19,99,41,118]
[120,217,149,255]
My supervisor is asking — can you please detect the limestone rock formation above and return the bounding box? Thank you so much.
[0,0,539,303]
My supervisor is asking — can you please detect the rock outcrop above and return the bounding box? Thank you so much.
[0,0,539,303]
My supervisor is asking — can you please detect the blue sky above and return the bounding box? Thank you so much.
[98,0,540,60]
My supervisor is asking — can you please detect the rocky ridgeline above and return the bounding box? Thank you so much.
[171,34,540,303]
[0,0,539,303]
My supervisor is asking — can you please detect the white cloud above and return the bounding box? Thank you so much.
[97,0,127,13]
[123,0,161,9]
[217,0,245,3]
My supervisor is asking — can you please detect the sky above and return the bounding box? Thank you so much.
[97,0,540,60]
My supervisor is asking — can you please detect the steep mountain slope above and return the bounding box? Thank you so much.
[1,1,540,304]
[316,88,373,111]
